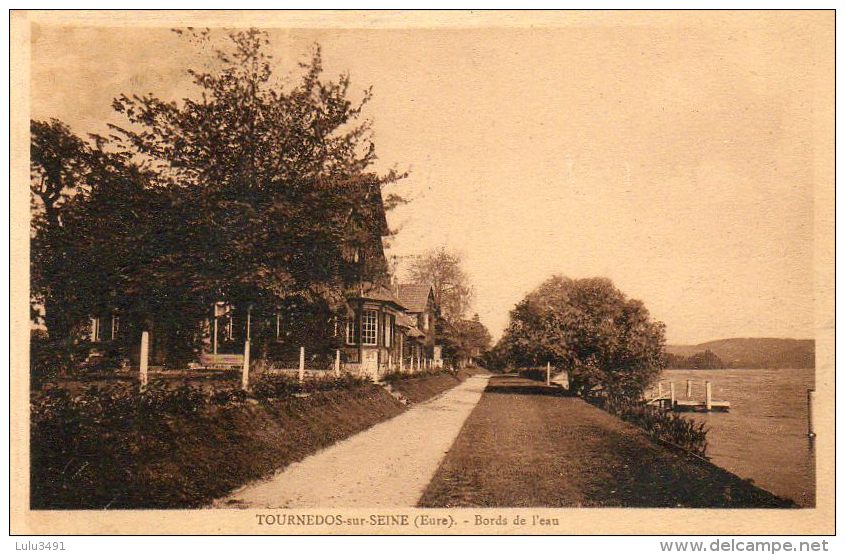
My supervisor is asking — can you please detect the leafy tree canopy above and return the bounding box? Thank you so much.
[495,275,666,399]
[407,246,473,322]
[440,314,492,367]
[31,28,405,371]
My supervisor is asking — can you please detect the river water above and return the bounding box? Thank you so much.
[662,368,815,507]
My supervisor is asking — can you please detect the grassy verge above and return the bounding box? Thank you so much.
[31,378,403,509]
[419,375,795,508]
[383,367,486,404]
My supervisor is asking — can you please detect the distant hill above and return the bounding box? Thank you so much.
[665,338,815,369]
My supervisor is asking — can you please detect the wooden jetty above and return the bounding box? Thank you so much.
[645,379,730,412]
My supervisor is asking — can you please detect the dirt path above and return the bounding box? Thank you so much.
[215,374,490,508]
[419,375,795,508]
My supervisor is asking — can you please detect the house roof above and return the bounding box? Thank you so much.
[347,282,407,310]
[395,312,416,328]
[395,283,433,313]
[395,311,426,339]
[345,174,390,237]
[405,326,425,338]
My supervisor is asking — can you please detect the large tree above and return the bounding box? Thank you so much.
[497,276,666,399]
[30,119,90,342]
[441,314,492,368]
[31,119,162,374]
[109,30,400,315]
[407,246,473,322]
[31,28,404,370]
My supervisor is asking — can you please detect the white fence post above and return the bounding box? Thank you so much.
[335,349,341,377]
[669,381,676,408]
[139,331,149,392]
[546,362,551,386]
[705,381,713,411]
[242,340,250,391]
[299,346,305,383]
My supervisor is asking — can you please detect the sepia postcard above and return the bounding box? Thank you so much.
[9,9,835,536]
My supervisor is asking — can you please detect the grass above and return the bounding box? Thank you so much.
[418,375,796,508]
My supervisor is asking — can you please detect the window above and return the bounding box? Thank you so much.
[91,315,118,342]
[346,315,359,345]
[362,310,378,345]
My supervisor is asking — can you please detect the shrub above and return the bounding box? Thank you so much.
[30,331,91,384]
[210,387,248,405]
[301,373,370,392]
[139,383,207,415]
[30,371,377,508]
[592,395,708,456]
[250,374,300,399]
[380,368,456,382]
[249,372,371,399]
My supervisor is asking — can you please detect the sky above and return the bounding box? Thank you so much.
[29,12,832,344]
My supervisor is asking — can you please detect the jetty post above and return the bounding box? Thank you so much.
[686,379,692,398]
[705,381,713,411]
[241,340,250,391]
[139,330,149,392]
[807,389,816,437]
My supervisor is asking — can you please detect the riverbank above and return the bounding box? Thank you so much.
[419,375,795,508]
[31,369,481,509]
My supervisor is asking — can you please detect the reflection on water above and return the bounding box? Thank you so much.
[662,368,815,507]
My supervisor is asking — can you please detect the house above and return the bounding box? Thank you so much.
[341,281,407,378]
[85,177,431,380]
[395,283,441,367]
